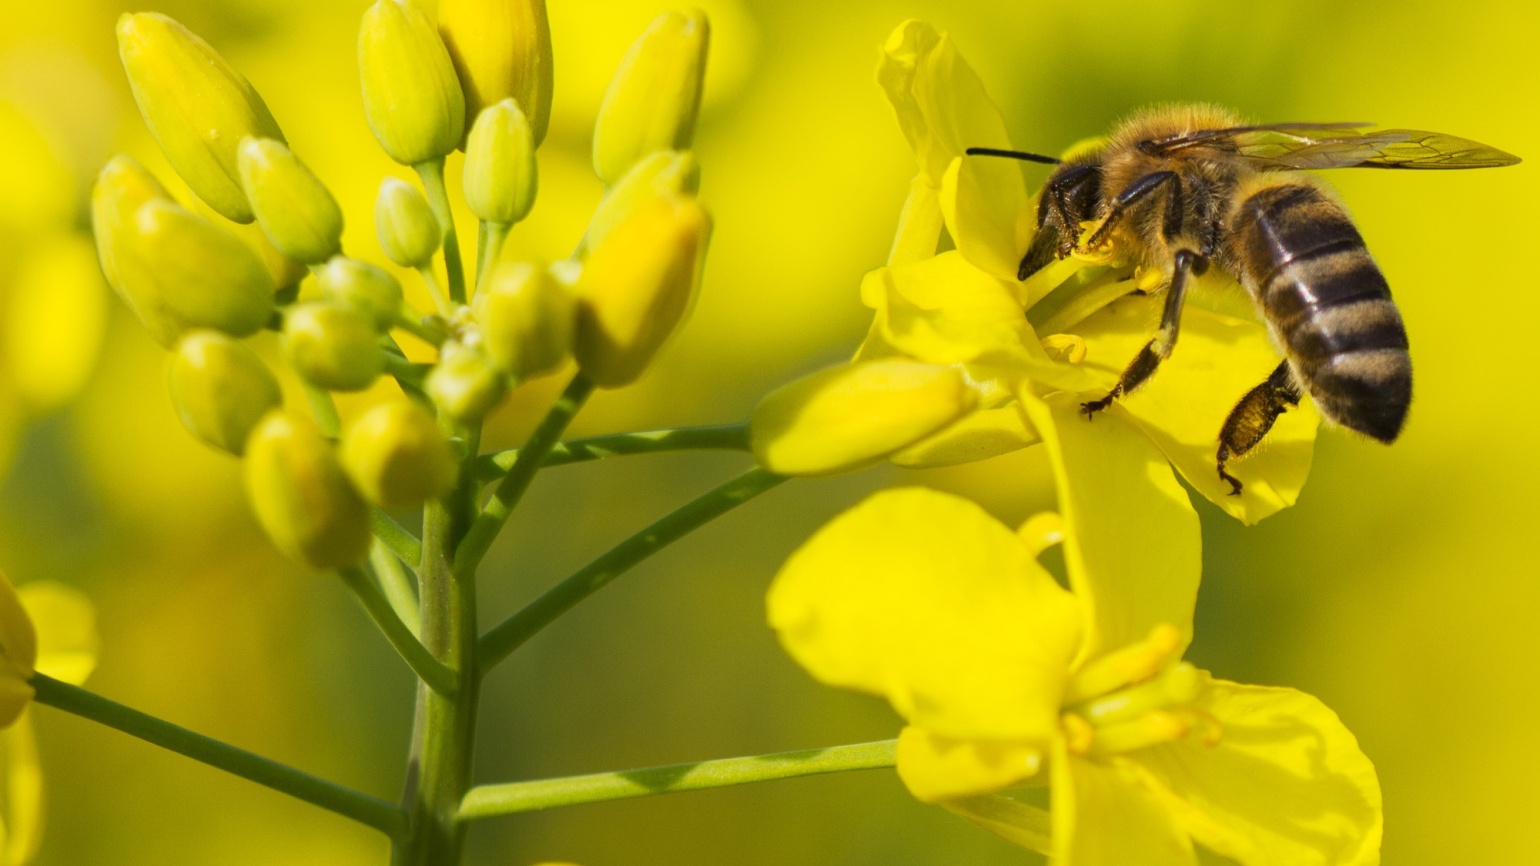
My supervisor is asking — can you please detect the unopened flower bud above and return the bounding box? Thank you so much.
[341,402,457,509]
[117,12,285,223]
[358,0,466,165]
[463,99,537,224]
[375,177,440,267]
[749,361,976,476]
[283,303,385,392]
[91,156,184,346]
[317,256,406,330]
[133,199,276,337]
[237,137,344,264]
[592,11,709,185]
[475,261,573,379]
[438,0,553,145]
[168,331,283,455]
[573,193,710,387]
[244,412,371,569]
[426,340,507,422]
[585,149,699,253]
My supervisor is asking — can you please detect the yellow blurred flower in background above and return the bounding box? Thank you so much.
[769,397,1380,864]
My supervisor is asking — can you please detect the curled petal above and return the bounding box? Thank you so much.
[896,726,1042,803]
[1053,743,1197,866]
[876,21,1031,280]
[768,487,1081,741]
[1019,393,1200,666]
[1128,675,1382,866]
[1070,287,1319,524]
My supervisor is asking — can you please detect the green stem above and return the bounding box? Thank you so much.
[370,540,421,635]
[459,740,896,821]
[340,567,456,697]
[382,336,431,404]
[453,373,595,579]
[303,383,342,439]
[30,674,405,838]
[414,159,467,306]
[475,221,511,297]
[470,424,751,483]
[382,354,430,391]
[415,266,452,318]
[478,466,787,672]
[397,420,482,865]
[371,509,423,568]
[392,312,449,349]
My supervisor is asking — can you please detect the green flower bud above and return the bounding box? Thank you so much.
[574,193,710,387]
[133,199,277,337]
[375,177,440,268]
[463,99,537,225]
[116,13,285,223]
[90,155,185,346]
[475,261,573,379]
[749,361,976,476]
[237,137,344,264]
[358,0,466,166]
[168,330,283,455]
[585,149,700,253]
[317,256,406,330]
[244,412,371,569]
[341,402,457,510]
[592,11,709,186]
[426,340,507,422]
[438,0,553,145]
[283,303,385,392]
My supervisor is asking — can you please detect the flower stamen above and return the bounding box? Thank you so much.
[1062,623,1183,705]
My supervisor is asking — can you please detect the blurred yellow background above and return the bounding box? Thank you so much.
[0,0,1535,863]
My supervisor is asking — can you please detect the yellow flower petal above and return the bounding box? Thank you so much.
[895,726,1042,803]
[0,714,42,865]
[767,487,1081,741]
[1019,392,1200,666]
[889,404,1039,468]
[886,176,944,268]
[749,360,976,476]
[940,154,1032,282]
[0,574,35,731]
[16,583,96,687]
[1070,286,1319,524]
[876,21,1029,279]
[944,791,1052,855]
[1053,743,1196,866]
[1128,675,1382,866]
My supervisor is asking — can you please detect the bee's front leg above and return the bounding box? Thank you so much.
[1081,248,1207,418]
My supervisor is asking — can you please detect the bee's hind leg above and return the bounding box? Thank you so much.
[1216,360,1303,495]
[1081,248,1207,418]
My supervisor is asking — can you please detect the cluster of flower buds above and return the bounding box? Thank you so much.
[96,2,716,570]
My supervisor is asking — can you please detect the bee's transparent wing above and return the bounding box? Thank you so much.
[1148,123,1520,169]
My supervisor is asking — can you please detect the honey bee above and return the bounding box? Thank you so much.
[969,105,1520,494]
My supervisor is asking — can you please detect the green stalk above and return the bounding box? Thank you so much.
[470,424,751,482]
[371,508,423,568]
[396,422,482,865]
[459,740,896,821]
[30,674,405,838]
[478,466,786,672]
[303,383,342,439]
[475,221,512,297]
[414,159,467,306]
[340,567,455,696]
[370,540,421,635]
[453,373,595,579]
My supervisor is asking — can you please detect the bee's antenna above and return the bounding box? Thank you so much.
[965,147,1061,165]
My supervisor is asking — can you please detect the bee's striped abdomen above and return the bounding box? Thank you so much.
[1233,182,1411,442]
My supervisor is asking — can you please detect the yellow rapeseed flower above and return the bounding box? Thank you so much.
[767,397,1381,865]
[850,20,1318,524]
